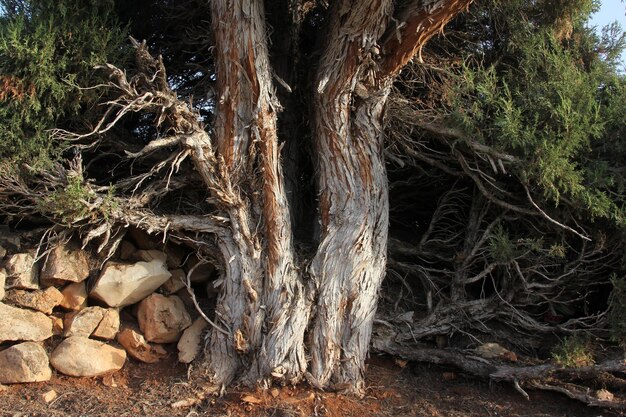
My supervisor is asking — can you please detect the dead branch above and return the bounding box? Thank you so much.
[524,185,591,242]
[373,337,626,410]
[124,134,186,159]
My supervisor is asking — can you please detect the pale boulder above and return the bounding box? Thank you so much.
[89,260,171,308]
[178,317,207,363]
[116,327,167,363]
[133,250,167,264]
[40,245,90,286]
[4,287,63,314]
[64,306,106,338]
[476,343,518,362]
[5,253,39,290]
[0,302,52,342]
[50,336,126,377]
[0,342,51,383]
[92,309,120,340]
[59,281,88,311]
[137,294,192,343]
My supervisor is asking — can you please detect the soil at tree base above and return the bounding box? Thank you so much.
[0,353,621,417]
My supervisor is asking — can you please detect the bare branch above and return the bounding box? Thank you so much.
[124,135,185,158]
[524,185,591,241]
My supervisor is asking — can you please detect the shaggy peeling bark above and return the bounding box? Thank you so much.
[309,0,392,390]
[191,0,473,392]
[4,0,626,408]
[308,0,473,391]
[206,0,309,387]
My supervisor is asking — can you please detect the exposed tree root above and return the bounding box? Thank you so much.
[373,336,626,411]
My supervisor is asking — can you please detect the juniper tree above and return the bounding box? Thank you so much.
[1,0,625,399]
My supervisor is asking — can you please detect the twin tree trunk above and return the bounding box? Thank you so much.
[195,0,472,393]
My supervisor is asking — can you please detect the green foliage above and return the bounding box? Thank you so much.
[552,336,595,367]
[36,174,93,225]
[101,186,119,221]
[0,0,127,168]
[488,224,516,263]
[448,0,626,227]
[35,173,119,225]
[548,243,567,259]
[608,275,626,347]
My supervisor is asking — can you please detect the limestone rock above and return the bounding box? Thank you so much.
[0,268,6,300]
[160,269,186,295]
[137,294,192,343]
[59,281,87,311]
[596,389,614,401]
[64,306,106,338]
[0,342,51,383]
[177,317,207,363]
[476,343,518,362]
[50,336,126,377]
[92,308,120,340]
[133,250,167,264]
[4,287,63,314]
[40,245,90,287]
[5,253,39,290]
[89,260,171,308]
[0,302,52,342]
[116,327,167,363]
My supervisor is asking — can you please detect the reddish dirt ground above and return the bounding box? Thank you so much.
[1,354,623,417]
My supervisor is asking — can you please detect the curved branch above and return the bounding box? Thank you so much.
[378,0,474,79]
[523,186,591,242]
[124,135,184,158]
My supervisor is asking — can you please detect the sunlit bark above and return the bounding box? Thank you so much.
[206,0,308,387]
[202,0,472,391]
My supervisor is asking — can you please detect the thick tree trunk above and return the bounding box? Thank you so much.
[199,0,473,392]
[205,0,308,388]
[309,0,392,392]
[307,0,472,392]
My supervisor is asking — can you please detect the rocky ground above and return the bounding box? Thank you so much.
[1,354,623,417]
[0,229,215,386]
